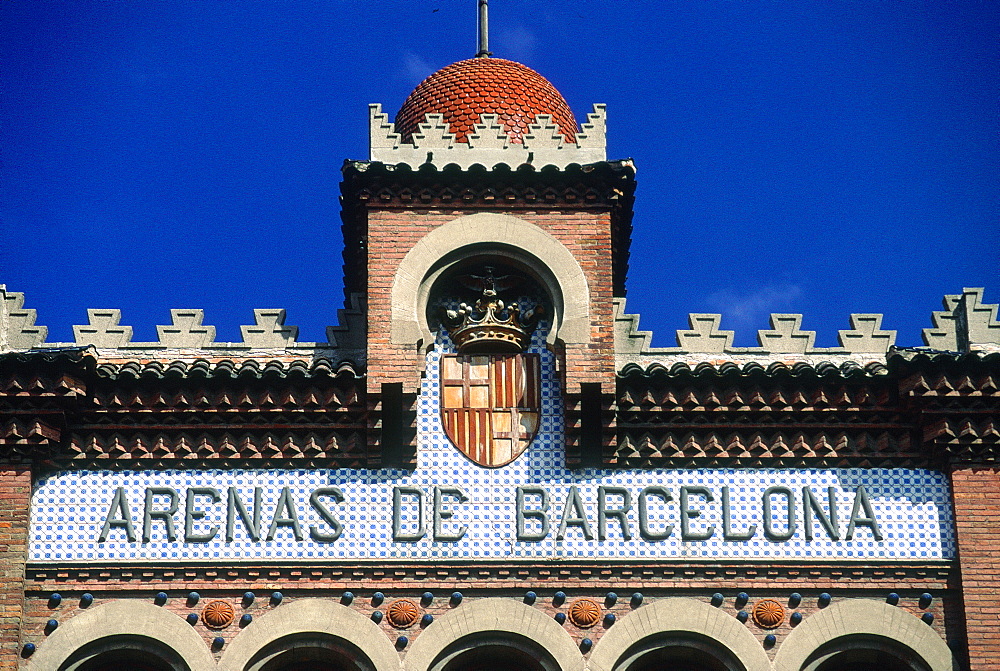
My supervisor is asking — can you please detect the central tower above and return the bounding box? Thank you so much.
[341,50,635,467]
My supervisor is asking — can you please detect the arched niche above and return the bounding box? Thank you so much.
[772,599,957,671]
[390,212,591,350]
[24,600,214,671]
[402,597,583,671]
[218,599,398,671]
[587,597,770,671]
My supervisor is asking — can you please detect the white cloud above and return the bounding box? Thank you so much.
[403,52,436,86]
[705,284,803,333]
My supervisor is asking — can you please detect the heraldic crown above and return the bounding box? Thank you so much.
[442,267,543,354]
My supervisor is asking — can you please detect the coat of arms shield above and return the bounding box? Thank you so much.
[440,353,541,467]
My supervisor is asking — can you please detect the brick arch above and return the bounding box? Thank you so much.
[390,212,591,349]
[218,599,399,671]
[772,599,957,671]
[402,597,584,671]
[587,597,770,671]
[24,600,215,671]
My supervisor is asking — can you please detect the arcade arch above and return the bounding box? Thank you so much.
[588,597,771,671]
[403,597,584,671]
[218,599,399,671]
[772,599,957,671]
[24,600,214,671]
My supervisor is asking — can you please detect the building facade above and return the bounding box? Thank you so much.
[2,54,999,671]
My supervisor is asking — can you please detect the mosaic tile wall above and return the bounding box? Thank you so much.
[29,333,956,563]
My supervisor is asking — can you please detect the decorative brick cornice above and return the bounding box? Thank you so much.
[340,160,636,210]
[612,429,920,468]
[25,560,956,591]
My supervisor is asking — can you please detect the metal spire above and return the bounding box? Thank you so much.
[476,0,491,57]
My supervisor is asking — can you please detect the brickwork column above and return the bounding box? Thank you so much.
[951,465,1000,668]
[0,466,30,669]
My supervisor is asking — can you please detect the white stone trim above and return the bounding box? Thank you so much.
[369,104,606,169]
[390,212,591,349]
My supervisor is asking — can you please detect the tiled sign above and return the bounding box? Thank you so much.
[28,338,955,563]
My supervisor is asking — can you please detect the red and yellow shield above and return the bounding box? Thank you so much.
[440,353,541,467]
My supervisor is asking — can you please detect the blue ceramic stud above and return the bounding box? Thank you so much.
[186,613,198,625]
[524,591,537,605]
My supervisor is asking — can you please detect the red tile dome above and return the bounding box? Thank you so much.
[394,57,577,145]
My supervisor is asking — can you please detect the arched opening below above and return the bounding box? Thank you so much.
[58,635,186,671]
[802,635,932,671]
[429,633,561,671]
[244,633,377,671]
[614,633,744,671]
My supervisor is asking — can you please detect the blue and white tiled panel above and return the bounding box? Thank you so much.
[28,329,956,562]
[29,467,954,562]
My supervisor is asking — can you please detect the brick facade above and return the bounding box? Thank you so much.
[0,467,29,670]
[951,466,1000,669]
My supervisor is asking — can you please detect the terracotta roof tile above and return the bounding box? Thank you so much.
[395,57,577,144]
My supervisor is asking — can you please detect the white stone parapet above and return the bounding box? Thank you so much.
[613,287,1000,362]
[368,103,607,169]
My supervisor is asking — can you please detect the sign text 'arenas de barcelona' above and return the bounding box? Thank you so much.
[30,467,954,562]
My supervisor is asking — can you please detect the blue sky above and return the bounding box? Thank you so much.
[2,1,997,347]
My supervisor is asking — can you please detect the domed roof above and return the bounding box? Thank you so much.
[394,57,577,145]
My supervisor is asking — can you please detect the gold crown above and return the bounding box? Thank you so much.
[443,296,541,354]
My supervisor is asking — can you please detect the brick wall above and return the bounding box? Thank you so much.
[0,466,30,669]
[951,466,1000,669]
